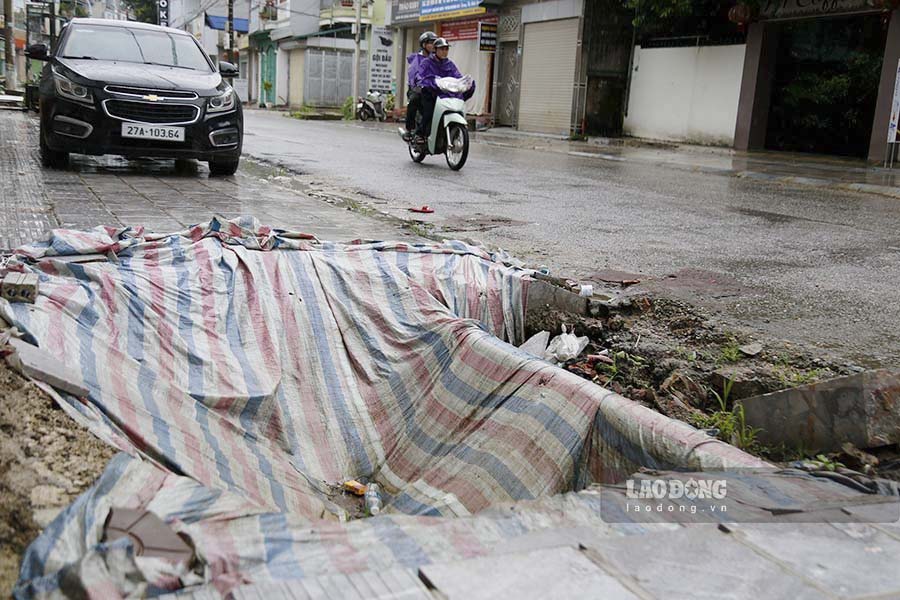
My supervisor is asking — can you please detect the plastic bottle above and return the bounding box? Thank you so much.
[365,483,383,516]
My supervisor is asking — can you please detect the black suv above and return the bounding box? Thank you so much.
[26,18,243,175]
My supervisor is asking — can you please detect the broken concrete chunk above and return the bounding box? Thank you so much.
[1,272,39,303]
[738,370,900,453]
[739,342,763,357]
[525,280,589,319]
[6,337,90,397]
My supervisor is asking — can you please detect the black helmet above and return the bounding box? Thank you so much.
[433,37,450,49]
[419,31,437,47]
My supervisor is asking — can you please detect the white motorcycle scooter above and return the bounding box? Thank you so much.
[400,76,472,171]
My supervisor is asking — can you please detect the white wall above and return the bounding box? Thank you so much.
[624,44,745,146]
[276,47,290,105]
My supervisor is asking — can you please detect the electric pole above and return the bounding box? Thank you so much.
[227,0,234,64]
[352,0,362,117]
[3,0,14,91]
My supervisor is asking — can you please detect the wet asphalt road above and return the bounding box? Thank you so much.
[242,110,900,367]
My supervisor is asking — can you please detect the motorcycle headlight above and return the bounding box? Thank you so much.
[53,73,93,105]
[208,88,236,113]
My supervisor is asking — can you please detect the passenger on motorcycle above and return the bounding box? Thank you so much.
[415,37,475,141]
[402,31,437,142]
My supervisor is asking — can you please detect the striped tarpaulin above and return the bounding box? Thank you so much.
[5,217,766,597]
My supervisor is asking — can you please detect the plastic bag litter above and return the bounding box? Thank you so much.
[544,325,589,364]
[519,331,550,358]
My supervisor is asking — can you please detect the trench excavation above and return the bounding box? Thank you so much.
[4,217,803,598]
[1,217,765,521]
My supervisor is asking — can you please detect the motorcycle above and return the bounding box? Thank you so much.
[399,76,472,171]
[356,90,386,121]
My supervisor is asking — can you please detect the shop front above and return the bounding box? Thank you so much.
[735,0,900,162]
[390,0,498,117]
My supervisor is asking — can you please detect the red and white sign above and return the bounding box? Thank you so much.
[440,15,497,42]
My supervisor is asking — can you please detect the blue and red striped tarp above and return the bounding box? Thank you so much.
[5,217,765,597]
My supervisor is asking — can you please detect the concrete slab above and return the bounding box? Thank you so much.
[726,522,900,599]
[583,527,828,599]
[7,337,90,397]
[738,370,900,452]
[419,546,640,599]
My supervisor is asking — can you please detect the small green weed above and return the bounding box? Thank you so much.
[692,378,761,452]
[289,105,315,119]
[718,338,742,364]
[340,96,355,120]
[774,366,824,389]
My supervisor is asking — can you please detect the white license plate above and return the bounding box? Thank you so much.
[121,123,185,142]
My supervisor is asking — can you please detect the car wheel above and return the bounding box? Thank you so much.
[208,157,239,176]
[40,127,69,169]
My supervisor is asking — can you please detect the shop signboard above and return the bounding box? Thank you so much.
[478,20,496,52]
[158,0,169,26]
[760,0,872,20]
[420,0,484,22]
[368,26,394,94]
[391,0,421,24]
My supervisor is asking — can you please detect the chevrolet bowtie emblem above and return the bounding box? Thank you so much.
[143,94,160,102]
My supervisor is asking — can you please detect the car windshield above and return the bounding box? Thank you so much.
[60,24,212,72]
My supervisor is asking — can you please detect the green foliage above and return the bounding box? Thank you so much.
[692,378,761,451]
[60,0,90,18]
[621,0,755,38]
[289,105,315,119]
[718,338,742,364]
[774,365,824,389]
[340,95,354,120]
[597,351,645,385]
[813,454,846,472]
[121,0,157,23]
[384,93,395,113]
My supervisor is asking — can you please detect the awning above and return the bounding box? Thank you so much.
[204,13,249,34]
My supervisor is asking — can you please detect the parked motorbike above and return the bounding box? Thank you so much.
[356,90,386,121]
[399,76,471,171]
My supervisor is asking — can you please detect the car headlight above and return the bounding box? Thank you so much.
[208,88,235,113]
[53,73,93,105]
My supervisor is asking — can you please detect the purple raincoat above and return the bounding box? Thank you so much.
[416,55,476,100]
[406,52,429,88]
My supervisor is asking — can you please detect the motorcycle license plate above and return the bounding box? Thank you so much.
[121,123,185,142]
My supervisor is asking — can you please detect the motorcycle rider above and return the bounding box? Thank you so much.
[415,37,475,142]
[402,31,437,142]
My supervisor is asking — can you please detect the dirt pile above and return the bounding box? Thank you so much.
[0,360,115,596]
[528,294,864,459]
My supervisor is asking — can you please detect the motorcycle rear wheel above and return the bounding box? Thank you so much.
[409,142,426,163]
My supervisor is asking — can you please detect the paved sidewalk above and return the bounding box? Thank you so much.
[0,110,417,250]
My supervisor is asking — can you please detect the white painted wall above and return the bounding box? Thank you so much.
[624,44,745,146]
[276,47,290,105]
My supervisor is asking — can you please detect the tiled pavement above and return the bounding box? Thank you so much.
[0,109,415,250]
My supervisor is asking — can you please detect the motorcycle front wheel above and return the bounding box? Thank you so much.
[409,141,426,163]
[445,123,469,171]
[359,107,370,121]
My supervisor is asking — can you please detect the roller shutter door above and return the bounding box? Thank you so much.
[517,18,579,135]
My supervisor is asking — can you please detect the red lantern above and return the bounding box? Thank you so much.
[728,3,755,32]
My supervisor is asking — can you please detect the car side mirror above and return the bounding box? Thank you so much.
[219,61,238,78]
[25,43,49,61]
